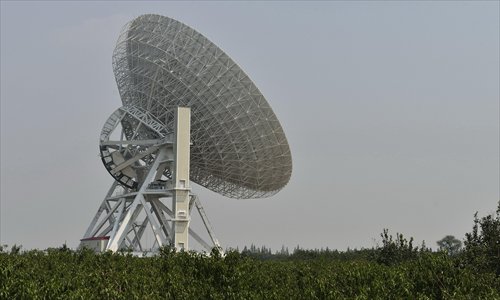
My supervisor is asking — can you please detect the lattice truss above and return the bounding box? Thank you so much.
[110,14,292,199]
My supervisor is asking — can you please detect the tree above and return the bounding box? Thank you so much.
[376,229,419,265]
[461,200,500,275]
[436,235,462,255]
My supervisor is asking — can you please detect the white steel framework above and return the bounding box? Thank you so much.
[81,107,221,252]
[113,14,292,199]
[81,14,293,253]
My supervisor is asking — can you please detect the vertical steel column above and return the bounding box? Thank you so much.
[172,107,191,251]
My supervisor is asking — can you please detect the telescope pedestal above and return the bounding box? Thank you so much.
[80,107,221,253]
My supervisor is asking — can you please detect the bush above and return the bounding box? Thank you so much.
[1,245,499,299]
[461,200,500,275]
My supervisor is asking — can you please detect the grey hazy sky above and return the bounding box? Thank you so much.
[1,1,499,251]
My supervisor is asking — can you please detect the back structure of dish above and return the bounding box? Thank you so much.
[112,14,292,199]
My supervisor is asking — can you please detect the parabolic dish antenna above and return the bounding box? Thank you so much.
[80,14,292,253]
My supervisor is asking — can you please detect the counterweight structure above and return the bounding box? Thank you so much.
[80,14,292,253]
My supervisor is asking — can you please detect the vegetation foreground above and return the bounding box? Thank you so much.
[1,202,499,299]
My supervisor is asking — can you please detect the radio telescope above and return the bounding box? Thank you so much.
[80,14,292,253]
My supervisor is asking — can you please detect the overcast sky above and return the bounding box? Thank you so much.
[1,1,498,251]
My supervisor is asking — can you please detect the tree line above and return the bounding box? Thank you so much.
[1,201,499,299]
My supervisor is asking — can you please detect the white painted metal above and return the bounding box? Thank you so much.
[172,107,191,251]
[113,14,292,199]
[193,195,222,250]
[105,147,168,252]
[81,107,221,253]
[81,14,293,253]
[83,181,118,238]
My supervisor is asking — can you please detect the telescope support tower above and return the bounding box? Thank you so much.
[80,107,221,253]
